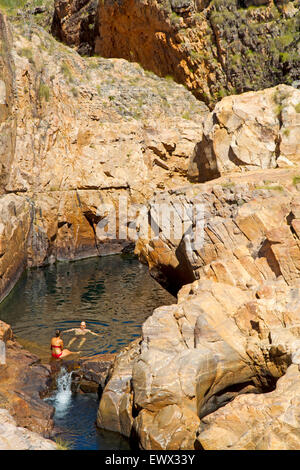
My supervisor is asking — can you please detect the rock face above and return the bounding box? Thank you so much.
[0,195,31,302]
[0,409,56,450]
[135,170,300,294]
[52,0,97,55]
[198,364,300,450]
[0,321,55,437]
[0,12,208,301]
[52,0,300,105]
[97,278,300,449]
[188,85,300,182]
[72,353,116,394]
[98,166,300,448]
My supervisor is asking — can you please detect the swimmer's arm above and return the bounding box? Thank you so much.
[87,330,100,336]
[64,328,76,333]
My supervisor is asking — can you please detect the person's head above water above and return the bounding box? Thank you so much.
[55,329,61,337]
[80,321,86,329]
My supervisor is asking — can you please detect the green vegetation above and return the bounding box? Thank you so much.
[18,47,34,64]
[182,111,191,120]
[190,50,208,62]
[54,437,73,451]
[255,184,284,192]
[276,34,294,49]
[60,61,73,83]
[170,11,181,25]
[275,104,283,117]
[0,0,26,15]
[293,176,300,186]
[217,87,227,99]
[222,181,235,189]
[38,82,50,101]
[205,0,300,102]
[88,59,99,69]
[279,52,290,63]
[295,103,300,114]
[71,86,78,97]
[245,49,254,57]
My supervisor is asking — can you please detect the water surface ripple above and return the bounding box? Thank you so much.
[0,254,175,358]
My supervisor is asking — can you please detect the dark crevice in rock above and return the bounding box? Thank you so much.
[199,379,258,419]
[187,138,221,183]
[286,211,298,239]
[257,238,282,278]
[228,146,257,168]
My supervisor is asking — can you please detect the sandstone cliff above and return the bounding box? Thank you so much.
[52,0,300,105]
[0,11,208,301]
[98,128,300,448]
[1,2,300,452]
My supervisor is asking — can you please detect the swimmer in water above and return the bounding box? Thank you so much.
[50,329,76,359]
[64,321,99,349]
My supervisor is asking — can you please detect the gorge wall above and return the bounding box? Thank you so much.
[96,86,300,449]
[0,11,208,302]
[98,169,300,449]
[1,0,300,451]
[52,0,300,106]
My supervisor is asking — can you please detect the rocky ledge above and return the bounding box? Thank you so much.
[72,353,116,395]
[0,320,56,449]
[0,409,56,450]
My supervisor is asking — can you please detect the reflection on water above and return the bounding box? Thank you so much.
[0,254,175,359]
[0,254,175,450]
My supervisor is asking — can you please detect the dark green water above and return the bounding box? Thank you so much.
[0,254,175,450]
[0,254,174,358]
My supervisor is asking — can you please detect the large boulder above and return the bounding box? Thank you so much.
[188,85,300,182]
[0,321,55,437]
[97,278,300,449]
[0,409,56,450]
[197,364,300,450]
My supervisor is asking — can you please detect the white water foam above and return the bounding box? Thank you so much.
[51,367,73,418]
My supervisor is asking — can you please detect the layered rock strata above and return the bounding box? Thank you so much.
[135,170,300,294]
